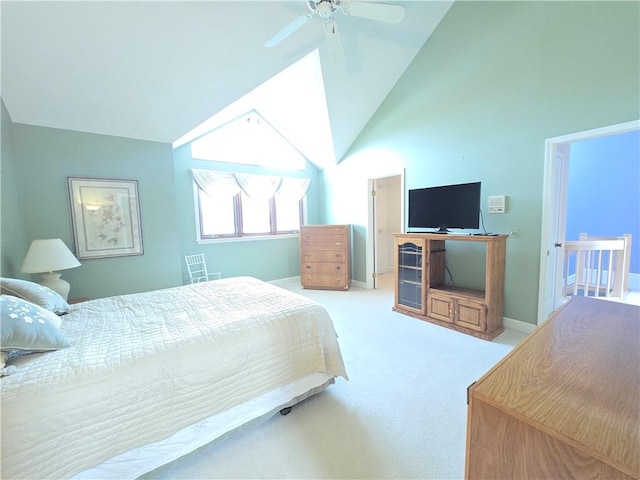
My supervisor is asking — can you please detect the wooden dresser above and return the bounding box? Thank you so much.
[300,225,350,290]
[466,296,640,479]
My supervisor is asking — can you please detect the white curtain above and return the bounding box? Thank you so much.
[234,173,282,201]
[191,170,240,198]
[191,169,310,200]
[276,177,311,202]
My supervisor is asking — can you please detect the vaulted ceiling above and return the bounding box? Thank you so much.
[1,1,453,165]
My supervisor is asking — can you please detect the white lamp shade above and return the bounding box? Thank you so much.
[21,239,81,273]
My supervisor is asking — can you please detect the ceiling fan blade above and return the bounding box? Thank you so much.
[264,13,313,47]
[341,1,405,24]
[323,19,344,62]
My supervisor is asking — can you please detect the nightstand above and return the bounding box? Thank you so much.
[68,297,89,304]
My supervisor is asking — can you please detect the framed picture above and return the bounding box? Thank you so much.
[67,177,143,259]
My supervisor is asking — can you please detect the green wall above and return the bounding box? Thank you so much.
[1,100,29,278]
[7,123,182,299]
[0,116,322,299]
[321,1,640,325]
[172,143,322,283]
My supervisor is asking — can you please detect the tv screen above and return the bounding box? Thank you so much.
[408,182,481,232]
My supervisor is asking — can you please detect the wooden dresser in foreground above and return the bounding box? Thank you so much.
[300,225,350,290]
[466,296,639,479]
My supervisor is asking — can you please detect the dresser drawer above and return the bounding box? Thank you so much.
[301,239,348,250]
[301,273,349,290]
[301,249,347,263]
[301,262,347,274]
[300,226,348,237]
[300,232,348,242]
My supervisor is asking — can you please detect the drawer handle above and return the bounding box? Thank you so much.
[336,266,341,270]
[306,265,312,269]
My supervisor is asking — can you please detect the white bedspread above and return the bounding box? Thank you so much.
[1,277,347,479]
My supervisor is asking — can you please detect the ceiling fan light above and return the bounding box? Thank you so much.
[317,1,336,18]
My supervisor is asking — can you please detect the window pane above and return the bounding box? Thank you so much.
[241,195,271,234]
[275,195,301,232]
[190,112,305,170]
[200,190,236,236]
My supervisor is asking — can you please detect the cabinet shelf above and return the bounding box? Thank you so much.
[430,284,485,301]
[393,233,506,340]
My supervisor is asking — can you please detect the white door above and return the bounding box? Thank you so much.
[537,120,639,324]
[367,173,404,289]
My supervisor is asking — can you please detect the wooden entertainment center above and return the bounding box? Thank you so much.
[392,233,506,340]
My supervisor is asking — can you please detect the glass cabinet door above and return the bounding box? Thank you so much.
[397,242,423,310]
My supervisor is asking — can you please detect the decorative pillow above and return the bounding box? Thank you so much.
[1,295,70,352]
[0,277,70,315]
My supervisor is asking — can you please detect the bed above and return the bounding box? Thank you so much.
[1,276,347,479]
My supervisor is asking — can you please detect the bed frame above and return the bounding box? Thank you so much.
[2,277,347,479]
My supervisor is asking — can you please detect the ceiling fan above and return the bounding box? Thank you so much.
[264,0,406,60]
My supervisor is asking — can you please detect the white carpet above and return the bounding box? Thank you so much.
[150,274,526,479]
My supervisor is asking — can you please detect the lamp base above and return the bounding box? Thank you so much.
[39,272,71,300]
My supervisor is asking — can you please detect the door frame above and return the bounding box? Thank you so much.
[537,119,640,324]
[366,170,405,289]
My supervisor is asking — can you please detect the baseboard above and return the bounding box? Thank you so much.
[269,276,300,287]
[272,276,538,336]
[271,277,366,290]
[503,316,537,335]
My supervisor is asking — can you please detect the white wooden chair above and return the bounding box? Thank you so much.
[184,254,222,283]
[563,233,632,299]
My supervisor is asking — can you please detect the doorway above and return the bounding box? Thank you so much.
[367,172,404,289]
[537,119,640,324]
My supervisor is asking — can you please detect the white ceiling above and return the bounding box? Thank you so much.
[1,1,453,164]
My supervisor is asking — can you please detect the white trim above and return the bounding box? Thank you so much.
[198,233,299,244]
[366,169,406,290]
[537,119,640,325]
[503,316,537,335]
[269,276,300,287]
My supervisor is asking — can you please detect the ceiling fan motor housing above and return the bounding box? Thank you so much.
[308,0,342,18]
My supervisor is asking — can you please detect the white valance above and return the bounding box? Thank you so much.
[235,173,282,201]
[277,177,312,202]
[191,170,240,198]
[191,169,310,201]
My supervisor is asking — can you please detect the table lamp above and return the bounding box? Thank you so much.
[21,239,81,300]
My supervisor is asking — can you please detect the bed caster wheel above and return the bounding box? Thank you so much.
[280,406,292,416]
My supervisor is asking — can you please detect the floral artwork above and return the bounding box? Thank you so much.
[68,178,143,259]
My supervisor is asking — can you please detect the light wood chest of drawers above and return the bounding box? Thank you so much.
[300,225,350,290]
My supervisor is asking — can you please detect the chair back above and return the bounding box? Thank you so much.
[185,253,210,283]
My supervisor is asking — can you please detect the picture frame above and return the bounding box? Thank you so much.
[67,177,143,260]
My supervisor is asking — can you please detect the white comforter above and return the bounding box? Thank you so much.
[1,277,347,479]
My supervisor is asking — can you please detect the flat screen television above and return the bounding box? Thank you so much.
[408,181,481,233]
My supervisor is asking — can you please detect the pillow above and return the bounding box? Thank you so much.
[0,277,70,315]
[1,295,70,352]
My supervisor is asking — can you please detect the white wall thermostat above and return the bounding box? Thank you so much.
[488,195,507,214]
